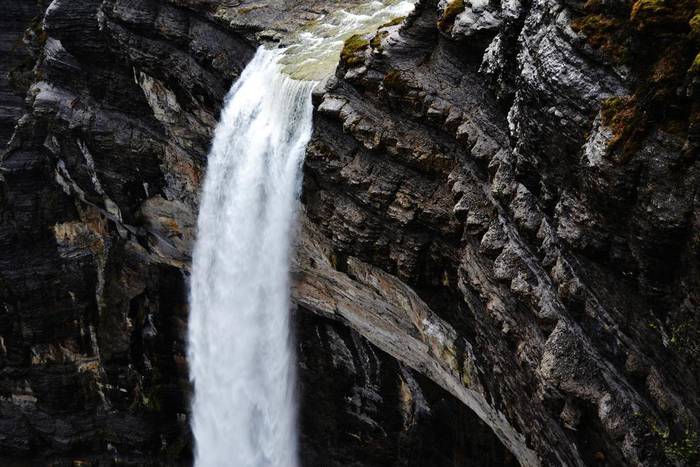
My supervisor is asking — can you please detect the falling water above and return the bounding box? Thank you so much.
[188,47,314,467]
[188,1,415,466]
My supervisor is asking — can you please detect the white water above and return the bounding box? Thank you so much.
[188,47,314,467]
[188,1,415,466]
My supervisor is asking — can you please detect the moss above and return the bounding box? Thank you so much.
[631,0,669,19]
[651,44,689,83]
[630,0,697,30]
[690,13,700,35]
[574,0,699,162]
[600,96,636,137]
[648,305,700,374]
[691,52,700,72]
[340,34,370,66]
[380,16,407,29]
[437,0,465,31]
[599,95,649,161]
[570,14,629,62]
[370,17,408,50]
[668,310,700,360]
[382,69,413,93]
[601,96,631,117]
[648,418,700,465]
[370,31,388,49]
[236,6,261,15]
[665,431,700,465]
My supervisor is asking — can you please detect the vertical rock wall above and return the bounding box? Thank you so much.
[0,0,698,465]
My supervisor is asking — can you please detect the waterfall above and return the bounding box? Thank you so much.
[188,48,314,467]
[188,2,415,466]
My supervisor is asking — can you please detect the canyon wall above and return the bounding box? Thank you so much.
[0,0,698,465]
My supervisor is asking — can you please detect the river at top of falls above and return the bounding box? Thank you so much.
[187,1,415,466]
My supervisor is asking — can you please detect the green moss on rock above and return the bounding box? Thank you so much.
[630,0,697,30]
[370,16,407,50]
[691,52,700,72]
[575,0,699,162]
[340,34,370,66]
[381,16,407,29]
[631,0,669,18]
[690,12,700,35]
[236,5,263,15]
[370,31,388,49]
[570,14,629,62]
[599,95,647,161]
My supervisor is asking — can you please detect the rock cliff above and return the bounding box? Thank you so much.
[0,0,698,465]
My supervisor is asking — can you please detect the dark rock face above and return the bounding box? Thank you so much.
[299,0,699,465]
[0,0,245,463]
[0,0,514,465]
[296,310,517,467]
[0,0,698,466]
[0,0,41,146]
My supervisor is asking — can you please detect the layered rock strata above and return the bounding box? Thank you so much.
[0,0,698,465]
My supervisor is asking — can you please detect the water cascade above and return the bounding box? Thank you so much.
[188,2,415,466]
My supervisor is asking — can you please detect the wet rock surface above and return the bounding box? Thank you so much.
[0,0,699,465]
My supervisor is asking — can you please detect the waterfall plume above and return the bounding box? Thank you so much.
[188,2,415,465]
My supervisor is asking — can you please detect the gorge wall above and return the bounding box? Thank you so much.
[0,0,698,465]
